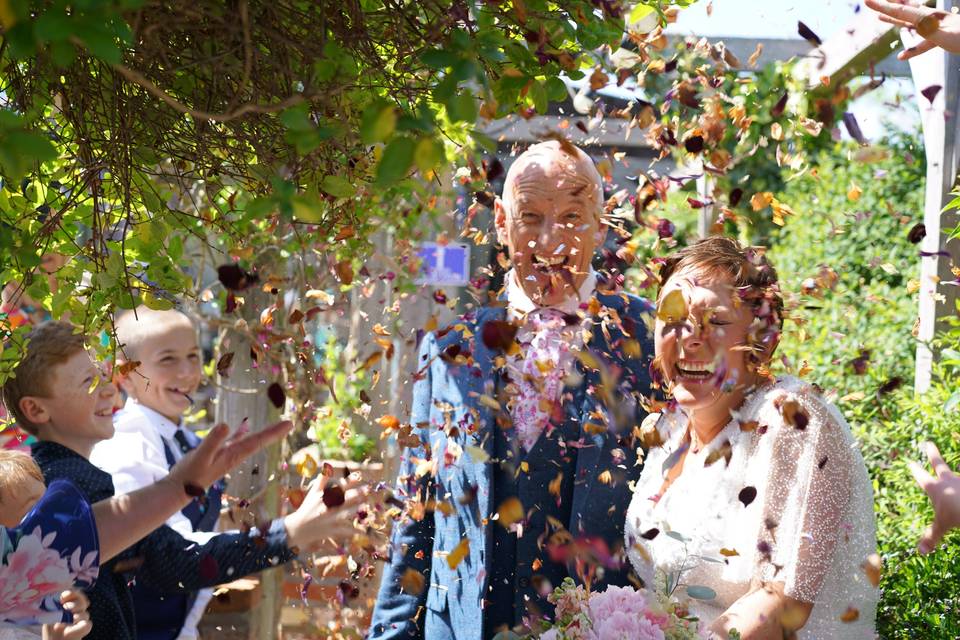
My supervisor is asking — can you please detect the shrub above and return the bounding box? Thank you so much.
[769,133,960,637]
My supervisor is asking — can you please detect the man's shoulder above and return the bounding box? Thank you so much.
[597,289,655,317]
[425,305,506,349]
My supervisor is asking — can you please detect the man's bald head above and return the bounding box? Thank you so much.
[500,140,604,219]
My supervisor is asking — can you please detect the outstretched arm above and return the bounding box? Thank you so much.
[91,420,292,561]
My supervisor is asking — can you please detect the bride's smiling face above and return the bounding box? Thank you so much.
[655,267,761,428]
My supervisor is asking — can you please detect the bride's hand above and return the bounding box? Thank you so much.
[708,582,809,640]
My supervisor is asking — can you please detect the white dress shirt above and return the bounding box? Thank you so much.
[90,400,215,640]
[504,267,598,320]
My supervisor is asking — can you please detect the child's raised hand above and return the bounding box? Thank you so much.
[42,589,92,640]
[909,441,960,554]
[865,0,960,59]
[167,420,293,494]
[283,474,365,551]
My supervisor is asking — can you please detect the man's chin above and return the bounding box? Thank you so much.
[519,275,579,306]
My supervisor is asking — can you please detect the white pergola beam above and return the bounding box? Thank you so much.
[795,10,901,87]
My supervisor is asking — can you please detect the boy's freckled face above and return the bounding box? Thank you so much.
[0,476,45,527]
[34,350,117,451]
[123,324,202,424]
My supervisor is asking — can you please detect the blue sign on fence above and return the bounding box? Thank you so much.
[416,242,471,286]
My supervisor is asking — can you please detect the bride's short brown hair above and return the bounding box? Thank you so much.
[657,236,784,363]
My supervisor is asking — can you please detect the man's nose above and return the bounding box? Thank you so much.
[536,219,566,250]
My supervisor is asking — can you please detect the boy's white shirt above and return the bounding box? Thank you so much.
[90,399,215,640]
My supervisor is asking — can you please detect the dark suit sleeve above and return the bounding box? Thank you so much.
[133,519,296,592]
[368,333,437,640]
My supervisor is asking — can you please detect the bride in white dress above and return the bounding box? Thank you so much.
[624,238,878,639]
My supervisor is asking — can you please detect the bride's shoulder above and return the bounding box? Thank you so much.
[744,375,848,437]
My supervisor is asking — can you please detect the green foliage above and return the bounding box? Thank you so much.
[310,333,376,463]
[635,50,853,242]
[769,133,924,399]
[768,132,960,637]
[0,0,676,383]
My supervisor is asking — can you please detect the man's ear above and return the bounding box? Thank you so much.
[18,396,49,426]
[494,197,508,246]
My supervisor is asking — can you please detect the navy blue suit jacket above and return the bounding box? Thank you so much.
[369,291,655,640]
[33,441,296,640]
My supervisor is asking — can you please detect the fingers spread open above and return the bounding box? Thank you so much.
[924,441,953,478]
[866,0,934,24]
[909,459,935,490]
[899,37,938,59]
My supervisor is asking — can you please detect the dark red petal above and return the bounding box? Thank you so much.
[267,382,286,408]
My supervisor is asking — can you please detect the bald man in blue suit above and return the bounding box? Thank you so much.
[370,141,655,640]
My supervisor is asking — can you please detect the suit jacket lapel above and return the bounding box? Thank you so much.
[569,295,628,534]
[465,306,505,536]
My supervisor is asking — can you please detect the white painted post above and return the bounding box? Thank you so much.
[905,5,960,392]
[697,166,714,238]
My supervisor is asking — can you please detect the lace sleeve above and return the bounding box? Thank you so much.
[754,385,855,603]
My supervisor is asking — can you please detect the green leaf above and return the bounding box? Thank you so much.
[321,175,356,198]
[529,80,548,114]
[686,585,718,600]
[34,11,73,43]
[375,136,416,186]
[143,290,174,311]
[445,93,477,124]
[944,391,960,414]
[545,76,568,102]
[360,101,397,144]
[628,3,655,24]
[291,194,324,222]
[280,104,313,132]
[414,137,442,173]
[421,49,457,69]
[0,131,57,179]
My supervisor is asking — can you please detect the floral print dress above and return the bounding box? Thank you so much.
[1,480,99,629]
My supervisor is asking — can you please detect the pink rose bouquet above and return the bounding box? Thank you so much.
[531,578,705,640]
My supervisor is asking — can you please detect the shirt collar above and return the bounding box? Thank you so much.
[123,399,182,439]
[505,268,598,321]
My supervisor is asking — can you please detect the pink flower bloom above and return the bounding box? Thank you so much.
[587,585,652,624]
[0,527,73,624]
[644,610,671,629]
[591,610,665,640]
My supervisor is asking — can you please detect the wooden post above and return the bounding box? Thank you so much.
[905,6,960,392]
[213,257,284,640]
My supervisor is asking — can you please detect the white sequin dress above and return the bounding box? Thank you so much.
[624,376,878,639]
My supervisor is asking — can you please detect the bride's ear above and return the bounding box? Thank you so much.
[749,328,780,370]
